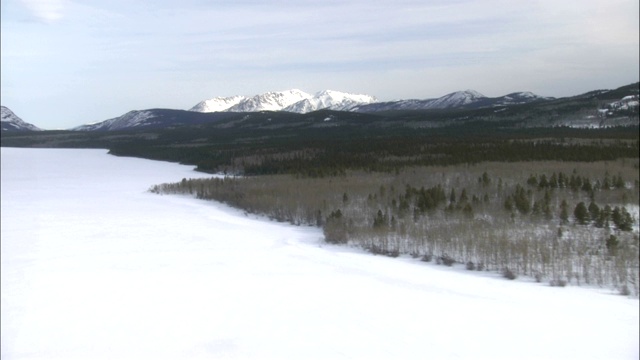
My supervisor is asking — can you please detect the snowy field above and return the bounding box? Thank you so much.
[1,147,638,360]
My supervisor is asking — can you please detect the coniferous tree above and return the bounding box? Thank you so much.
[459,188,468,203]
[481,171,491,187]
[606,235,619,256]
[588,202,601,222]
[603,172,612,189]
[538,174,549,188]
[560,200,569,224]
[574,202,589,225]
[504,196,514,212]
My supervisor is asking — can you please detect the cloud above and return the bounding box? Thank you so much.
[20,0,66,23]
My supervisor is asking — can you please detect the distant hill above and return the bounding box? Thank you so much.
[71,109,238,131]
[1,106,41,132]
[353,90,552,112]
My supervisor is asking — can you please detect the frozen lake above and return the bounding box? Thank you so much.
[1,147,638,360]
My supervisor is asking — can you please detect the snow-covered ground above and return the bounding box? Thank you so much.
[1,148,638,360]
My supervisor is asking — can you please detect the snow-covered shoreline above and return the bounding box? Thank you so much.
[2,148,638,359]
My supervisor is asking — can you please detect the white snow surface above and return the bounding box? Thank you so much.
[1,148,638,360]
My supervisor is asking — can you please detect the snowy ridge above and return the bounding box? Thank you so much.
[189,95,246,112]
[1,106,41,131]
[284,90,377,113]
[427,89,486,108]
[189,88,550,114]
[353,90,550,112]
[73,110,155,131]
[227,89,312,112]
[494,92,552,106]
[189,89,377,113]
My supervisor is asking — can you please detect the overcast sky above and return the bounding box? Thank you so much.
[1,0,638,129]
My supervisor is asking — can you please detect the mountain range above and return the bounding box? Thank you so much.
[71,88,550,131]
[187,89,550,114]
[189,89,377,113]
[2,83,638,132]
[353,90,551,112]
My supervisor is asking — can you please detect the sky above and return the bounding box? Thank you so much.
[1,0,639,130]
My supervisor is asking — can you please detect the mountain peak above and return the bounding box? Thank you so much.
[226,89,312,112]
[461,89,485,97]
[189,95,246,112]
[189,89,377,114]
[427,89,486,108]
[284,90,377,113]
[72,110,156,131]
[1,106,42,132]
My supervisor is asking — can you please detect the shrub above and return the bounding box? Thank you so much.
[323,211,348,244]
[550,279,567,287]
[420,254,433,262]
[620,285,631,296]
[386,249,400,258]
[439,255,455,266]
[466,261,476,271]
[534,272,543,283]
[503,268,517,280]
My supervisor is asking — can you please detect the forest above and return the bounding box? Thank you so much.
[152,157,639,295]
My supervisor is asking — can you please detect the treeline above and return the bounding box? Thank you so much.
[237,138,640,177]
[109,127,638,176]
[151,160,640,295]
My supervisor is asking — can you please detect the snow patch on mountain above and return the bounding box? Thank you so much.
[73,110,155,131]
[1,106,42,131]
[189,89,377,114]
[427,90,486,108]
[226,89,312,112]
[353,90,551,112]
[284,90,377,113]
[495,92,550,106]
[189,96,246,112]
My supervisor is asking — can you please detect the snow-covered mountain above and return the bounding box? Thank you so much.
[429,89,486,108]
[73,110,158,131]
[353,90,550,112]
[190,88,549,115]
[71,109,242,131]
[284,90,377,113]
[227,89,312,112]
[189,89,377,114]
[189,95,246,112]
[1,106,42,132]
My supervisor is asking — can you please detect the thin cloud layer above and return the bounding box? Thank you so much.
[19,0,66,23]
